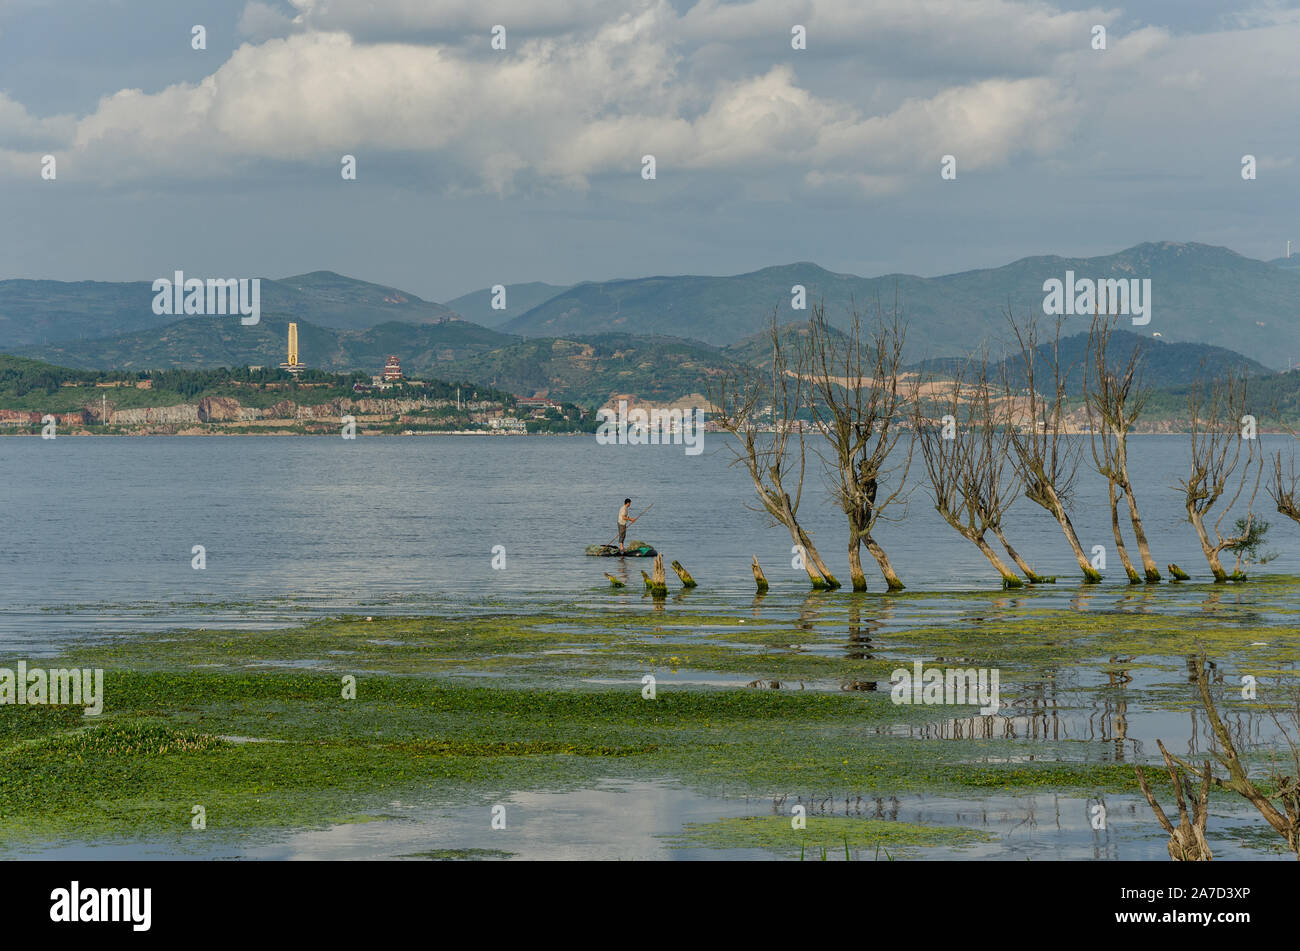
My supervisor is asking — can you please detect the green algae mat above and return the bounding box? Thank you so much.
[5,579,1300,856]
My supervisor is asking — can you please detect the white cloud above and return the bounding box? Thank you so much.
[3,0,1298,205]
[281,0,631,36]
[681,0,1119,68]
[0,93,76,175]
[238,1,297,41]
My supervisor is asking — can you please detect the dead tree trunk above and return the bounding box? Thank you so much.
[863,536,904,591]
[1003,312,1099,582]
[710,312,839,590]
[917,361,1029,589]
[1085,312,1160,583]
[1043,483,1099,582]
[970,533,1024,588]
[649,554,668,596]
[847,532,866,592]
[1269,450,1300,527]
[794,519,839,590]
[1179,373,1261,582]
[1124,481,1161,582]
[1109,482,1142,583]
[670,560,697,587]
[991,525,1053,584]
[1163,653,1300,859]
[802,298,913,593]
[1135,740,1214,861]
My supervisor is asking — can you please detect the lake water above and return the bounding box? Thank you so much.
[0,433,1296,645]
[3,433,1297,860]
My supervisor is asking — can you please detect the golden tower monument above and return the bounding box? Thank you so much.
[280,322,305,374]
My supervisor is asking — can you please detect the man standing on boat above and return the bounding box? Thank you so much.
[618,498,637,554]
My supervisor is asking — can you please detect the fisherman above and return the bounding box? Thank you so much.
[618,498,637,554]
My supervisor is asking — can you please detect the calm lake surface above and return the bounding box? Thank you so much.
[3,433,1297,860]
[0,433,1295,644]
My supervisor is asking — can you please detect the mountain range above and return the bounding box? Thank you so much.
[495,243,1300,368]
[445,282,571,329]
[4,242,1297,403]
[0,270,458,349]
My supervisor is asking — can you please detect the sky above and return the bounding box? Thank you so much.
[1,0,1298,303]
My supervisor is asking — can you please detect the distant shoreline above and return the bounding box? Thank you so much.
[0,428,1287,438]
[0,428,591,437]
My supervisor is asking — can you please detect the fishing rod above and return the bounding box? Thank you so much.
[602,502,655,549]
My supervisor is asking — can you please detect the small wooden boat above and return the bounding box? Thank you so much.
[585,540,657,557]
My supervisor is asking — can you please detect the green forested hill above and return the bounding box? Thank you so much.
[919,330,1270,394]
[0,354,514,414]
[432,333,737,405]
[17,315,513,375]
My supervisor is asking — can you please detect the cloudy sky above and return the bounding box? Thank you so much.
[1,0,1298,302]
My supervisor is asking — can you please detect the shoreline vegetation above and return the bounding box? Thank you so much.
[0,358,596,437]
[8,312,1300,438]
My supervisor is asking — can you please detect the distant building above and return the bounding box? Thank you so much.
[489,416,527,433]
[516,396,561,411]
[383,355,403,382]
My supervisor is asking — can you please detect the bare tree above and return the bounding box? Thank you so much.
[1268,448,1300,526]
[1003,311,1098,582]
[711,311,840,590]
[915,358,1040,587]
[1158,654,1300,859]
[1135,739,1214,861]
[803,298,914,591]
[1177,373,1262,581]
[1084,313,1160,583]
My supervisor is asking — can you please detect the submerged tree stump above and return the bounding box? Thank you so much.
[1168,563,1190,581]
[647,555,668,597]
[670,560,697,588]
[751,555,769,593]
[604,572,625,588]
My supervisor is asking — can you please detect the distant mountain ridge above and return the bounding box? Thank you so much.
[446,282,571,328]
[919,329,1270,394]
[0,270,461,349]
[6,241,1299,387]
[502,242,1300,368]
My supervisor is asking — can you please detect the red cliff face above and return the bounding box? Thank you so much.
[4,394,474,432]
[0,410,42,425]
[197,397,243,422]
